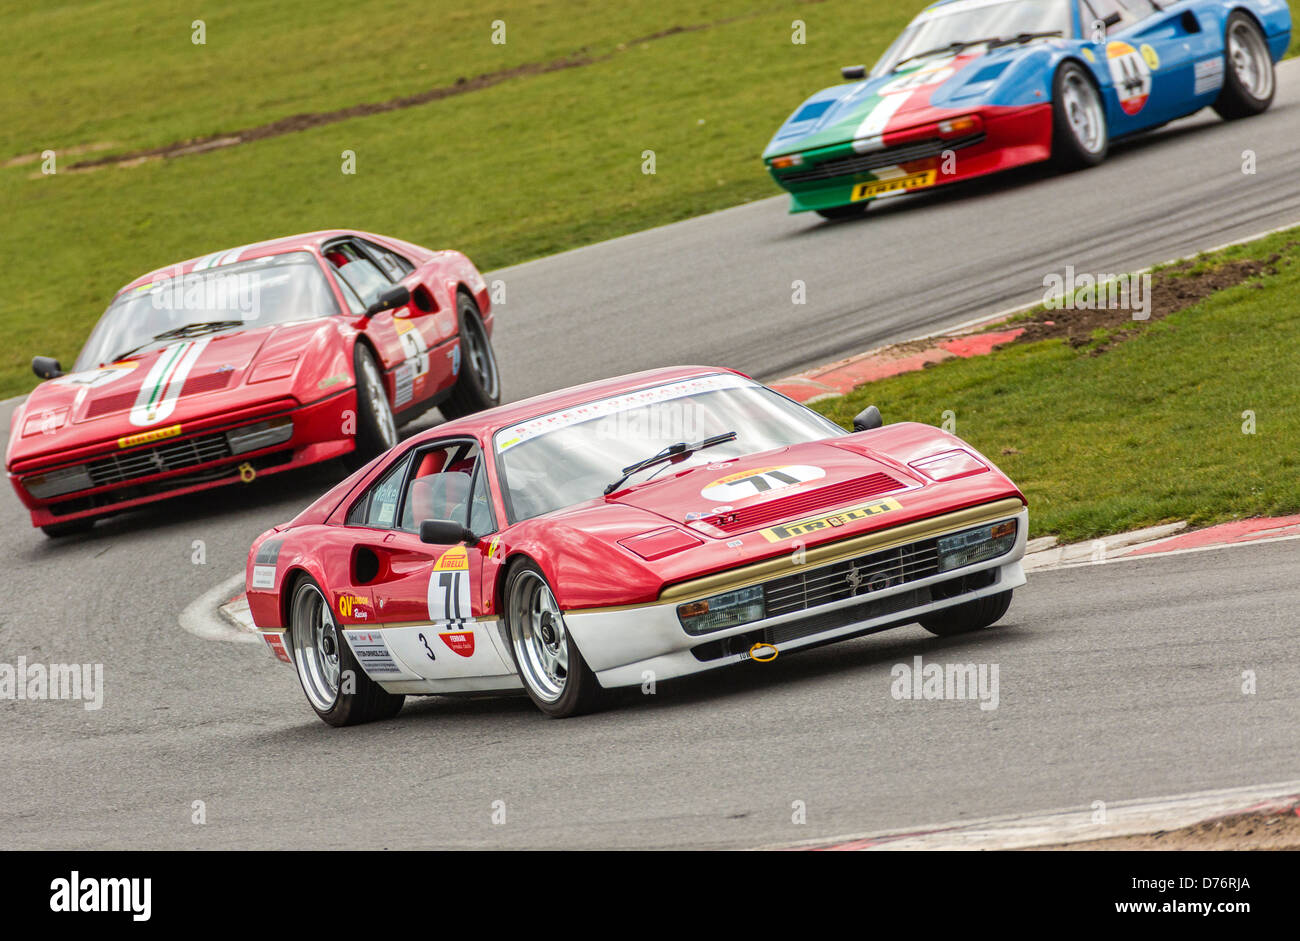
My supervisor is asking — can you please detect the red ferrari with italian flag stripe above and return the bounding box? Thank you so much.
[7,230,501,537]
[763,0,1289,219]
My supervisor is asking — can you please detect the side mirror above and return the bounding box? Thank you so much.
[852,405,883,432]
[419,519,474,546]
[361,285,411,320]
[32,356,64,380]
[841,65,867,80]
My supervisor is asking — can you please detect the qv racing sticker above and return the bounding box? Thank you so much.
[701,465,825,502]
[1107,41,1153,115]
[129,338,210,426]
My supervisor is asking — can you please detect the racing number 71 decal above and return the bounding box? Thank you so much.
[426,546,476,657]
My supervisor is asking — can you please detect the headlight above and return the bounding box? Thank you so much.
[677,585,765,635]
[226,417,293,455]
[22,408,69,437]
[769,154,804,169]
[937,520,1017,573]
[24,464,93,499]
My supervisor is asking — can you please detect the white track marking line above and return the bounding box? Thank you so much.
[178,571,258,644]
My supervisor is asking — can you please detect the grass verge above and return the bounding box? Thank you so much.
[811,226,1300,543]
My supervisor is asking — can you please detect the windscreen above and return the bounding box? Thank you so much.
[76,251,339,370]
[493,374,845,522]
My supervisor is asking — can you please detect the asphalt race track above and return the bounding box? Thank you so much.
[495,60,1300,399]
[2,62,1298,849]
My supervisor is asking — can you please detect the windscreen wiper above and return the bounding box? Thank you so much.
[986,30,1064,50]
[603,431,737,496]
[108,320,245,364]
[892,37,1001,71]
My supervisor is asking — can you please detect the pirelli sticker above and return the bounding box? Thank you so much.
[118,424,182,449]
[759,498,903,542]
[851,171,936,202]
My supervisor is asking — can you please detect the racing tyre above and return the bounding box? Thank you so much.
[1050,61,1108,170]
[816,202,870,221]
[918,590,1013,637]
[503,560,605,718]
[1214,12,1275,120]
[289,576,404,726]
[440,293,501,420]
[41,518,95,538]
[345,343,398,471]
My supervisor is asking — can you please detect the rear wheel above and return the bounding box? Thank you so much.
[41,518,95,538]
[1214,12,1275,119]
[1051,61,1108,170]
[918,590,1013,637]
[345,343,398,471]
[441,293,501,420]
[288,576,404,727]
[503,561,605,718]
[816,202,870,221]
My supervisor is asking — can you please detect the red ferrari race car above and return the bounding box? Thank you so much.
[7,230,500,537]
[245,366,1029,724]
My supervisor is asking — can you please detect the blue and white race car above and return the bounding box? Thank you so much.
[763,0,1292,218]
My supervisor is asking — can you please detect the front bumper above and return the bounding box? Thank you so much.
[565,501,1028,689]
[9,389,359,528]
[768,104,1052,214]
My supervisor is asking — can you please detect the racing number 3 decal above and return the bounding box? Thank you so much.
[427,547,476,657]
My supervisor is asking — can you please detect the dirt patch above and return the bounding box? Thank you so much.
[1012,247,1295,354]
[1038,804,1300,850]
[49,1,824,172]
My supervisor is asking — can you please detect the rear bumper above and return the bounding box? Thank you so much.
[769,104,1053,214]
[565,503,1028,689]
[9,389,359,528]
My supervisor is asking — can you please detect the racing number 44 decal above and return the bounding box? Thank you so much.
[427,546,476,657]
[1107,41,1155,116]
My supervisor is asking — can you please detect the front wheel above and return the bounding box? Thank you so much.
[503,561,605,718]
[1214,12,1275,120]
[288,576,404,727]
[441,293,501,420]
[918,590,1013,637]
[344,343,398,471]
[1051,61,1108,170]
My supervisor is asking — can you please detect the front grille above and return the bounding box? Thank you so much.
[49,450,294,517]
[763,535,941,618]
[691,569,998,662]
[780,133,984,184]
[703,473,904,533]
[86,432,233,488]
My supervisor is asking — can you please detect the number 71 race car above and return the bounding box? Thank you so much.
[763,0,1290,219]
[7,229,500,537]
[245,366,1029,724]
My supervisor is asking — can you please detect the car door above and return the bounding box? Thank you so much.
[322,238,407,390]
[358,237,458,411]
[355,438,515,683]
[1078,0,1207,133]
